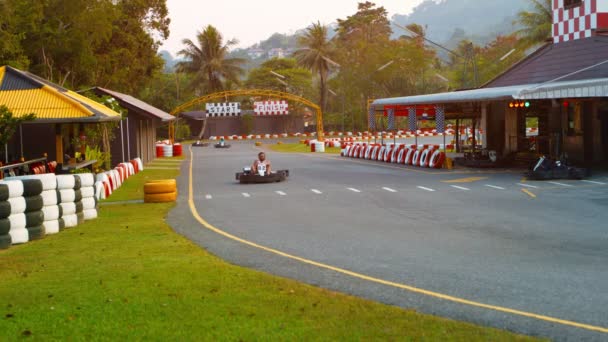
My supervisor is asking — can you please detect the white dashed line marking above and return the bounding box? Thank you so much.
[485,185,505,190]
[205,194,213,200]
[582,180,607,185]
[417,186,436,192]
[242,193,251,198]
[548,181,572,187]
[276,191,287,196]
[382,187,397,193]
[311,189,323,194]
[347,188,361,193]
[450,185,470,191]
[517,183,539,189]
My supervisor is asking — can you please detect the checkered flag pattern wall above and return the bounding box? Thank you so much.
[387,108,395,130]
[408,107,417,132]
[368,106,376,131]
[435,105,445,133]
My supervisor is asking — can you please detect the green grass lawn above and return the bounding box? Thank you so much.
[101,167,181,203]
[269,143,342,154]
[0,168,541,341]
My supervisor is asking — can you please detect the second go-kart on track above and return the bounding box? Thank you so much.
[168,143,608,341]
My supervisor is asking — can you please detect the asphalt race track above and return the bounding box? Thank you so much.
[168,142,608,341]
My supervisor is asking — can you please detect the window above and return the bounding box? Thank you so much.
[564,0,583,9]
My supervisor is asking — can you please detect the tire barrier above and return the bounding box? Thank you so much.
[144,179,177,203]
[429,150,447,169]
[341,143,447,170]
[22,179,44,241]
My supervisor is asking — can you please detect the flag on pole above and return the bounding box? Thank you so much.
[408,107,417,132]
[435,105,445,133]
[387,108,395,131]
[368,106,376,131]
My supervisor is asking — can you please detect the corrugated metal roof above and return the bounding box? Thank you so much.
[0,66,121,122]
[516,78,608,99]
[95,87,175,122]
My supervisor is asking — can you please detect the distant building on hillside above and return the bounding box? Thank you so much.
[247,48,265,59]
[268,48,285,59]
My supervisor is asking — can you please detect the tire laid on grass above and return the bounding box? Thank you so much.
[82,197,97,211]
[62,214,78,228]
[56,175,76,190]
[144,191,177,203]
[60,203,76,216]
[75,173,95,187]
[7,197,26,214]
[9,227,28,244]
[21,179,43,197]
[25,211,44,227]
[0,218,10,235]
[144,181,177,195]
[80,186,95,199]
[0,234,11,249]
[0,201,9,219]
[42,205,60,221]
[1,181,24,198]
[41,190,58,206]
[43,220,60,235]
[26,225,44,240]
[76,212,85,225]
[75,201,84,214]
[83,209,97,220]
[0,184,9,202]
[25,196,43,212]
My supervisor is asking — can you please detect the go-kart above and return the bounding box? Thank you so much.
[527,156,590,180]
[215,142,231,148]
[235,167,289,184]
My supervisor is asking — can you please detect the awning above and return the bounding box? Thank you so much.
[95,87,175,122]
[516,78,608,100]
[0,66,121,123]
[373,78,608,109]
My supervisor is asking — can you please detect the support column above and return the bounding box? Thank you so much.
[481,104,488,149]
[55,124,64,165]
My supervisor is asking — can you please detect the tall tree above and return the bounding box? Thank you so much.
[176,25,246,94]
[245,58,313,97]
[515,0,552,48]
[293,22,333,114]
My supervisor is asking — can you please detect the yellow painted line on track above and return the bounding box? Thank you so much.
[442,177,488,183]
[187,146,608,334]
[522,189,537,198]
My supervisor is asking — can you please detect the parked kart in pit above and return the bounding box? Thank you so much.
[235,167,289,184]
[527,156,590,180]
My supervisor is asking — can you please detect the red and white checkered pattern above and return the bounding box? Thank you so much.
[254,100,289,115]
[553,0,608,43]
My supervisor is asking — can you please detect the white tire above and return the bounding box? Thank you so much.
[62,214,78,228]
[94,182,104,200]
[75,173,95,187]
[58,189,76,203]
[83,209,98,220]
[43,220,60,235]
[8,213,27,229]
[42,205,61,221]
[5,174,57,191]
[135,158,143,171]
[41,190,59,206]
[56,175,76,190]
[96,173,109,183]
[80,186,95,199]
[1,180,24,198]
[82,197,97,210]
[9,227,28,244]
[8,197,26,214]
[60,203,77,216]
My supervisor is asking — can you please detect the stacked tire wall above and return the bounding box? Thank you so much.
[57,175,80,228]
[77,174,98,220]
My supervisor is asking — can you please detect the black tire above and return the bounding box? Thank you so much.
[25,211,44,227]
[77,212,85,225]
[22,179,43,197]
[25,196,44,212]
[58,218,65,231]
[0,218,10,235]
[75,201,84,214]
[26,225,44,240]
[58,204,63,218]
[74,190,83,202]
[73,176,82,190]
[0,184,8,202]
[0,201,10,219]
[0,234,11,249]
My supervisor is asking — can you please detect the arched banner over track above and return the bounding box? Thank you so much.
[169,89,324,142]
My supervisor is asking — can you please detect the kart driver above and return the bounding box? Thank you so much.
[252,152,272,176]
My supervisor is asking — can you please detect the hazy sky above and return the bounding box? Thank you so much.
[160,0,425,55]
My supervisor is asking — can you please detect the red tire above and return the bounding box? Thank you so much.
[419,149,433,168]
[371,146,381,160]
[412,150,422,166]
[377,147,386,161]
[404,149,415,165]
[397,148,406,164]
[429,150,446,169]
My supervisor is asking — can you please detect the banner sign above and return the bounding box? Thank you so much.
[254,100,289,115]
[205,102,241,117]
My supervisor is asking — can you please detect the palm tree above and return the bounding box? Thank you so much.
[293,22,333,114]
[515,0,552,48]
[176,25,245,138]
[176,25,245,94]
